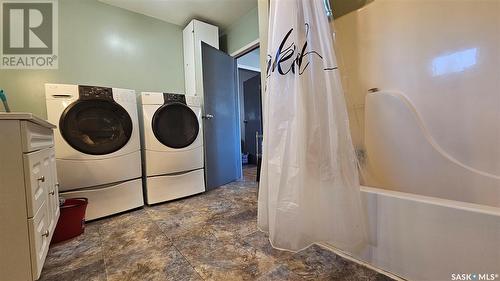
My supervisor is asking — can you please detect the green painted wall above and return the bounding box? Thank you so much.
[0,0,184,118]
[224,7,259,55]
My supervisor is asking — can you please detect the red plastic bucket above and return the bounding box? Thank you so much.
[51,198,88,244]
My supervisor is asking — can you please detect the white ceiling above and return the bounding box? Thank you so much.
[99,0,257,30]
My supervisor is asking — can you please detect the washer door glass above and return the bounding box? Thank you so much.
[152,103,199,149]
[59,100,133,155]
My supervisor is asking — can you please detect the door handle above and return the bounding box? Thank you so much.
[202,114,214,119]
[37,176,45,182]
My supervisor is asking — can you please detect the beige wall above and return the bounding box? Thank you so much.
[334,0,500,175]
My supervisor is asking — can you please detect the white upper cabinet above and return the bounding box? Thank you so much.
[183,19,219,97]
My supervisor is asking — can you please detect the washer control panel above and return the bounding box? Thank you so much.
[79,85,113,101]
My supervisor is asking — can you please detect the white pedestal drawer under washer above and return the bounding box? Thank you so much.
[141,92,205,204]
[45,84,143,220]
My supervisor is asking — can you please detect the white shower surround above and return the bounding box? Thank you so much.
[334,0,500,176]
[329,0,500,280]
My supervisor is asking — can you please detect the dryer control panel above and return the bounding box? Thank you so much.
[79,85,113,101]
[163,93,186,104]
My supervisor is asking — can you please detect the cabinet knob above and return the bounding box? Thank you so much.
[49,190,55,195]
[42,230,49,237]
[37,176,45,182]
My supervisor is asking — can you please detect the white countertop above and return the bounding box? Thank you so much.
[0,112,56,129]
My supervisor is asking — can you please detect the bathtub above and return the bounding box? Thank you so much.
[327,92,500,280]
[351,186,500,281]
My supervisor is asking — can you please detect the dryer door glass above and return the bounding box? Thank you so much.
[152,103,199,149]
[59,100,133,155]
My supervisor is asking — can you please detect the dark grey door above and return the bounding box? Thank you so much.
[243,75,262,164]
[201,42,240,190]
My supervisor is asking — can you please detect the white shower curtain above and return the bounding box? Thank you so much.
[258,0,367,252]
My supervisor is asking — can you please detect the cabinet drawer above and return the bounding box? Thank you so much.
[21,121,54,153]
[28,201,50,281]
[23,148,51,218]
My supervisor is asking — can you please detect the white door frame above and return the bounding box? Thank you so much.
[231,39,261,177]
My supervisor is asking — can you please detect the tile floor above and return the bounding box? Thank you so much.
[40,166,394,281]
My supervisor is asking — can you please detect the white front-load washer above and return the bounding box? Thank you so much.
[141,92,205,204]
[45,84,143,220]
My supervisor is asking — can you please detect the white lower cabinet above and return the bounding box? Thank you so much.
[0,114,58,281]
[28,201,51,277]
[47,149,60,232]
[23,148,50,218]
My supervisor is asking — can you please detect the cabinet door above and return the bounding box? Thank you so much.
[28,201,50,280]
[51,148,60,221]
[23,149,50,218]
[183,21,196,96]
[46,148,59,232]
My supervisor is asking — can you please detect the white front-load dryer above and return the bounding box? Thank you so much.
[141,92,205,204]
[45,84,143,219]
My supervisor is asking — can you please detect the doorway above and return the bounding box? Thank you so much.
[235,47,262,170]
